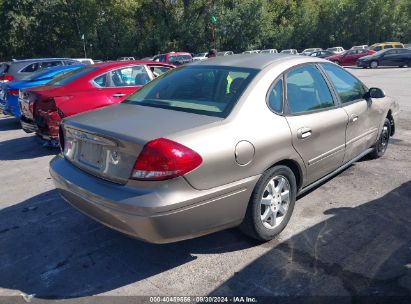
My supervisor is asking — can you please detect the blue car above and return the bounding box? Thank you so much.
[0,64,84,118]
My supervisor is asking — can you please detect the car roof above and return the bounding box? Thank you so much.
[190,53,323,70]
[11,58,73,63]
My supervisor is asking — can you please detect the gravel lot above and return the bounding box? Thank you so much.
[0,67,410,301]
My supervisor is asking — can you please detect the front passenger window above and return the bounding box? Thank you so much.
[286,64,334,114]
[322,63,367,104]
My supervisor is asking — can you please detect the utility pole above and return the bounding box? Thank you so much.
[211,16,217,49]
[81,34,87,58]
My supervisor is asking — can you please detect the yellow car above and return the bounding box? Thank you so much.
[369,42,404,52]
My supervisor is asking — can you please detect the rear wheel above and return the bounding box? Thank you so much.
[370,60,379,69]
[240,166,296,241]
[370,118,391,159]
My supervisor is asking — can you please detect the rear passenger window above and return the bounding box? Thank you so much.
[322,63,367,104]
[40,61,62,69]
[21,63,39,72]
[94,74,108,87]
[150,66,171,77]
[267,79,283,113]
[286,64,334,114]
[110,66,151,87]
[385,45,393,49]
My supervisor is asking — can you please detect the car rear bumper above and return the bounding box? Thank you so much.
[50,154,259,243]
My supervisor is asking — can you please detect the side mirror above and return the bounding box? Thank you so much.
[365,87,385,99]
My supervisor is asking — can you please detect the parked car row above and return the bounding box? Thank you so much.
[1,60,175,146]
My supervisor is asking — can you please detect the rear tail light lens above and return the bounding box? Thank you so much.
[0,75,13,82]
[131,138,202,181]
[8,89,19,96]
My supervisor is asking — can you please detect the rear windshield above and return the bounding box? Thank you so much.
[46,67,96,86]
[168,55,192,65]
[123,66,258,118]
[0,63,9,74]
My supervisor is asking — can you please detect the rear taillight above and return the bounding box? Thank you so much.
[8,89,19,96]
[0,75,13,82]
[131,138,202,181]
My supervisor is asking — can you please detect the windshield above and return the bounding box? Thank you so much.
[46,67,97,86]
[195,53,207,57]
[123,66,258,118]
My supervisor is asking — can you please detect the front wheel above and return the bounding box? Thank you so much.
[370,60,379,69]
[370,118,391,159]
[240,166,296,241]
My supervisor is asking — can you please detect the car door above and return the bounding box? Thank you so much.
[321,63,380,163]
[342,50,356,65]
[389,49,410,66]
[380,49,397,66]
[91,65,152,105]
[284,64,348,185]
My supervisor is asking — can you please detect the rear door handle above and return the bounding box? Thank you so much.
[297,127,312,139]
[350,114,359,123]
[112,93,126,97]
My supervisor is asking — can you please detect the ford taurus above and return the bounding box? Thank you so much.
[50,54,399,243]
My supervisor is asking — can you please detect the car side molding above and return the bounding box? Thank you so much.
[297,148,373,197]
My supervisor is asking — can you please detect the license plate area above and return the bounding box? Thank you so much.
[78,141,103,169]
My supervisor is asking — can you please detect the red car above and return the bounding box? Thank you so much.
[152,52,193,65]
[20,61,174,144]
[325,49,376,66]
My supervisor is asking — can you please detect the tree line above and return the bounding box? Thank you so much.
[0,0,409,61]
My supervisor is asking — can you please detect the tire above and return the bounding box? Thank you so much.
[370,118,391,159]
[370,60,379,69]
[240,165,297,241]
[22,128,33,134]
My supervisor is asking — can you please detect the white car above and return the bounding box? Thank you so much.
[280,49,298,55]
[242,50,261,54]
[72,58,94,65]
[192,53,208,61]
[260,49,278,54]
[217,51,234,56]
[326,47,345,54]
[301,48,322,56]
[351,45,369,50]
[118,57,136,61]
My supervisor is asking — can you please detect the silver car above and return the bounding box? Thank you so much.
[50,54,399,243]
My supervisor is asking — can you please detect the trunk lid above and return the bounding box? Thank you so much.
[62,103,222,184]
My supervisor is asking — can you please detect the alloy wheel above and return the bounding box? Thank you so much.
[259,175,291,229]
